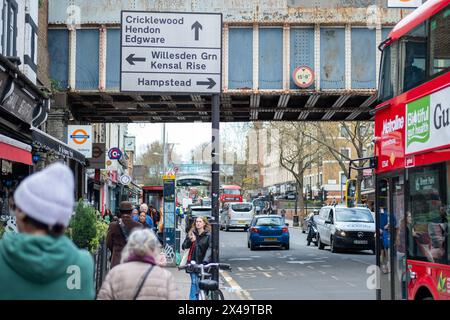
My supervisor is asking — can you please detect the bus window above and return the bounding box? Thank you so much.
[429,6,450,77]
[378,42,399,103]
[401,23,427,93]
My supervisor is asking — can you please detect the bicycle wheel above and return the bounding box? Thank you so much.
[211,289,225,300]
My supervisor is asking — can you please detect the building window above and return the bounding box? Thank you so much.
[340,172,348,186]
[340,125,350,138]
[340,148,350,161]
[3,0,17,57]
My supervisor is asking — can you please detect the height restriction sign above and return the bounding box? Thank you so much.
[120,11,222,94]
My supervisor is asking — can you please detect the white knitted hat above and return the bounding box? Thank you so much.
[14,162,75,227]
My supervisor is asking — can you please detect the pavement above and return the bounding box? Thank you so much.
[166,266,243,300]
[166,219,243,300]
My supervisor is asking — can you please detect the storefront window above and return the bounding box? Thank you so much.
[407,162,448,265]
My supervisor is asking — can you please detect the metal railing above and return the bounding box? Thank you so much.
[92,238,109,293]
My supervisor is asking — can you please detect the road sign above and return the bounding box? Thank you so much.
[120,11,222,94]
[293,66,314,88]
[108,147,123,160]
[119,174,132,185]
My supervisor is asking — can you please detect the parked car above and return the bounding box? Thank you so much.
[247,215,290,250]
[184,205,212,232]
[315,205,375,254]
[220,202,254,231]
[285,193,297,200]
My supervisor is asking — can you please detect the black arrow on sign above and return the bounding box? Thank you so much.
[196,78,216,89]
[191,21,203,41]
[126,53,146,65]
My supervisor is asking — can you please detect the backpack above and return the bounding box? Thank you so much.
[118,218,130,241]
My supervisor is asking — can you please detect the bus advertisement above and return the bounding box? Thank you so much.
[374,0,450,300]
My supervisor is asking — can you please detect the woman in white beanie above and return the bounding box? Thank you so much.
[0,162,95,299]
[97,228,181,300]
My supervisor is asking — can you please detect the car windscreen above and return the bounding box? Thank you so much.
[335,208,374,223]
[231,204,253,212]
[255,217,282,226]
[191,209,212,217]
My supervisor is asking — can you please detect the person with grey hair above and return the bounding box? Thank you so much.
[97,228,181,300]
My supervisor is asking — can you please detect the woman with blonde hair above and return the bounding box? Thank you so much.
[97,228,181,300]
[182,216,212,300]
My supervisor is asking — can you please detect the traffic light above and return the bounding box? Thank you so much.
[345,179,357,207]
[308,189,312,200]
[369,157,377,169]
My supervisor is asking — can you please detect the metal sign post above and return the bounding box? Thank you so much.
[163,174,177,266]
[211,94,220,282]
[120,11,222,94]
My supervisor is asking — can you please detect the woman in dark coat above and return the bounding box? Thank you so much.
[182,216,212,300]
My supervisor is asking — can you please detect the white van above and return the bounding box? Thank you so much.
[315,205,375,254]
[220,202,254,231]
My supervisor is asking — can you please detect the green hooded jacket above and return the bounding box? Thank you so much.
[0,232,95,300]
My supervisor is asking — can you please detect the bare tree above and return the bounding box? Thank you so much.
[137,141,180,185]
[274,122,322,223]
[306,122,374,202]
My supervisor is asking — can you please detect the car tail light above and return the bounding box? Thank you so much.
[250,227,259,233]
[282,226,288,233]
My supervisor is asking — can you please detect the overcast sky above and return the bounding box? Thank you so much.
[127,123,211,161]
[127,122,249,162]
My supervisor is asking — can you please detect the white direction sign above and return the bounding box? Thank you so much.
[120,11,222,94]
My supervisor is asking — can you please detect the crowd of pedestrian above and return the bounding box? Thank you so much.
[0,162,188,300]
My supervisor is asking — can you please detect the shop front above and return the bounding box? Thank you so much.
[0,56,49,218]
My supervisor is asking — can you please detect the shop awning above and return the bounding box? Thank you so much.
[0,134,32,165]
[31,128,86,165]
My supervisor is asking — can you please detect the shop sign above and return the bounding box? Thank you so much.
[87,143,106,169]
[108,147,123,160]
[1,81,36,124]
[406,86,450,155]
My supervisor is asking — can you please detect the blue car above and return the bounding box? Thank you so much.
[247,215,290,250]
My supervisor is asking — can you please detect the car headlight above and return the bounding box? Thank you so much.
[335,229,346,237]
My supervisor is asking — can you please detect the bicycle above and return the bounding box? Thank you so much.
[179,261,231,300]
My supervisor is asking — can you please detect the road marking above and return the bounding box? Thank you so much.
[246,288,276,292]
[256,266,276,271]
[319,271,327,275]
[346,282,357,287]
[321,265,332,268]
[262,272,272,278]
[220,270,253,300]
[331,276,339,281]
[286,260,325,264]
[307,266,315,270]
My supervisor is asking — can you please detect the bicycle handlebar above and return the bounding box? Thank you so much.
[178,262,231,272]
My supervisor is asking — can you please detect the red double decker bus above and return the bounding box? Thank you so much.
[374,0,450,300]
[219,185,243,205]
